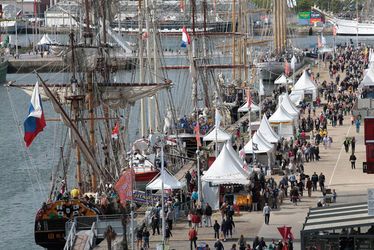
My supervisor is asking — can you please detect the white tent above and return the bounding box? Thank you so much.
[280,93,299,118]
[244,131,274,154]
[274,74,292,85]
[258,114,279,144]
[225,141,245,167]
[203,126,231,142]
[146,169,185,190]
[318,47,334,54]
[37,34,53,45]
[268,104,295,124]
[358,67,374,88]
[202,144,250,185]
[289,90,304,106]
[237,101,261,113]
[292,70,318,100]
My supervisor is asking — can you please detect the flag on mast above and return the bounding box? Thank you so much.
[181,26,191,47]
[284,59,290,76]
[111,122,119,139]
[194,123,202,147]
[23,82,46,147]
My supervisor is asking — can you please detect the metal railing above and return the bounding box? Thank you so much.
[85,222,96,250]
[63,221,76,250]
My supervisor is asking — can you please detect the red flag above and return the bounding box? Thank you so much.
[277,226,294,241]
[246,88,252,109]
[111,122,119,139]
[115,169,134,206]
[194,123,202,147]
[284,60,290,76]
[333,25,337,36]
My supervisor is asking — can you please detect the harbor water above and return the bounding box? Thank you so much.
[1,34,374,249]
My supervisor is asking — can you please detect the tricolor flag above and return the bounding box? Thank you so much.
[111,122,119,139]
[194,123,202,147]
[181,26,191,47]
[24,82,46,147]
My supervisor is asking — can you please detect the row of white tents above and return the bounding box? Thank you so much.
[145,72,316,208]
[274,70,318,103]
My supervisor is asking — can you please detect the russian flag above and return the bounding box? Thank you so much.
[181,26,191,47]
[24,82,46,147]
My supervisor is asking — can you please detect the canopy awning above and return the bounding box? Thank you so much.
[268,104,295,124]
[238,101,261,113]
[274,74,292,85]
[202,143,250,185]
[203,126,231,142]
[244,131,274,154]
[258,114,280,143]
[280,93,299,118]
[37,34,53,45]
[146,169,185,190]
[293,70,317,91]
[358,66,374,88]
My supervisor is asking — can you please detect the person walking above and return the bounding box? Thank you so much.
[205,203,213,227]
[306,177,312,197]
[318,172,325,192]
[188,227,197,250]
[238,235,247,250]
[311,172,318,191]
[263,203,271,225]
[351,137,356,154]
[343,138,350,153]
[350,154,357,169]
[213,220,220,239]
[355,119,361,133]
[214,239,225,250]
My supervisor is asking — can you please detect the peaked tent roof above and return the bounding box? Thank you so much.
[289,91,304,106]
[274,74,290,85]
[203,126,231,142]
[226,141,245,167]
[258,114,280,143]
[146,169,185,190]
[293,70,317,91]
[268,104,295,123]
[37,34,53,45]
[202,143,250,185]
[244,130,274,154]
[359,66,374,88]
[238,101,261,113]
[280,93,299,118]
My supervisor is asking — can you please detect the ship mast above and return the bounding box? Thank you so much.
[273,0,287,54]
[138,0,147,137]
[231,0,236,79]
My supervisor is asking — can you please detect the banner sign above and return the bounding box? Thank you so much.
[133,190,167,205]
[115,169,134,205]
[298,11,311,19]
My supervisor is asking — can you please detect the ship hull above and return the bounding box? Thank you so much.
[256,59,307,80]
[335,19,374,36]
[0,59,8,83]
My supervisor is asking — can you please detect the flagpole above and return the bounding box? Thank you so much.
[196,149,202,205]
[160,137,166,249]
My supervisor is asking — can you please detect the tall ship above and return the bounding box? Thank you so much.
[255,0,306,81]
[313,1,374,36]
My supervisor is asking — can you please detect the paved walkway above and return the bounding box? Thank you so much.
[145,67,370,250]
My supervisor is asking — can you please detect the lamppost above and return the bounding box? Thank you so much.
[196,150,202,205]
